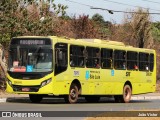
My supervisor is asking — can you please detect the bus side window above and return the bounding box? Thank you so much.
[114,50,126,70]
[86,47,100,68]
[139,53,149,71]
[70,45,85,67]
[101,48,113,69]
[127,51,138,70]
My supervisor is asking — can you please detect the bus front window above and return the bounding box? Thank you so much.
[9,48,53,72]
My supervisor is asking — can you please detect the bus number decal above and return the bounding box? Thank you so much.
[126,72,131,76]
[74,71,80,77]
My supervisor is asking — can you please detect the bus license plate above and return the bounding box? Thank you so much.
[22,87,30,92]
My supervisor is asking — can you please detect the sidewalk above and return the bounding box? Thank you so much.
[1,92,160,103]
[0,91,28,102]
[131,93,160,100]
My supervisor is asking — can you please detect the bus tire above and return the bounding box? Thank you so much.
[29,94,43,103]
[64,83,79,104]
[123,84,132,103]
[85,96,100,103]
[114,85,132,103]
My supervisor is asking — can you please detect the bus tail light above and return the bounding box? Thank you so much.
[41,78,52,88]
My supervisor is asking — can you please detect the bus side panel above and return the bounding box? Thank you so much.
[131,70,156,94]
[54,71,70,95]
[101,70,125,95]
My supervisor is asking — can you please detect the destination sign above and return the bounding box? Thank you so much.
[19,40,45,45]
[11,38,51,45]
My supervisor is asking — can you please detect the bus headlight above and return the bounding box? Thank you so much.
[7,79,12,87]
[41,78,52,88]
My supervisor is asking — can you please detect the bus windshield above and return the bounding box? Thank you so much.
[8,47,53,72]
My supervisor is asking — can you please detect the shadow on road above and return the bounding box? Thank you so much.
[6,97,152,104]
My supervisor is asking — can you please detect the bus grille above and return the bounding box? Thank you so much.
[12,85,40,92]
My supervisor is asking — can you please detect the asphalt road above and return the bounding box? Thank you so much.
[0,97,160,119]
[0,97,160,111]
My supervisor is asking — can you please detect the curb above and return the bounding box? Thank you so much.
[131,96,160,100]
[0,98,6,103]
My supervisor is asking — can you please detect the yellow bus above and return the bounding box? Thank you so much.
[6,36,156,103]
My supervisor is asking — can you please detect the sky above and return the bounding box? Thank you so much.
[54,0,160,24]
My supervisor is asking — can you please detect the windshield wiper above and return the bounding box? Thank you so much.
[35,47,41,64]
[17,46,22,65]
[35,46,41,54]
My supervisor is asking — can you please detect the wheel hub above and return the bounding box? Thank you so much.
[70,89,76,99]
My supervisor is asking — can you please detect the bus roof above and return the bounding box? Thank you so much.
[13,36,155,53]
[50,36,155,53]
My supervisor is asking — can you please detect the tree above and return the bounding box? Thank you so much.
[0,0,19,46]
[92,13,105,24]
[152,22,160,42]
[128,8,153,48]
[71,15,98,38]
[0,0,68,46]
[92,13,112,39]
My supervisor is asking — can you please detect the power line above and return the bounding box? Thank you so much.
[65,0,160,15]
[102,0,160,12]
[65,0,93,7]
[141,0,160,5]
[91,7,160,15]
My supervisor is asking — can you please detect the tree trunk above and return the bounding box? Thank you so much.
[0,44,7,78]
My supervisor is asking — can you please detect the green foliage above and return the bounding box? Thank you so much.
[152,22,160,42]
[60,15,71,20]
[0,0,67,46]
[92,13,112,39]
[0,0,19,45]
[92,13,105,24]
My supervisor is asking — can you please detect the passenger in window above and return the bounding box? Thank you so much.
[122,62,126,69]
[79,59,84,66]
[145,65,149,71]
[70,58,75,67]
[134,64,138,70]
[94,59,100,68]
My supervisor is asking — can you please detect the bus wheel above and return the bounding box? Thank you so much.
[114,85,132,103]
[123,85,132,103]
[29,94,43,103]
[85,96,100,103]
[64,83,79,104]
